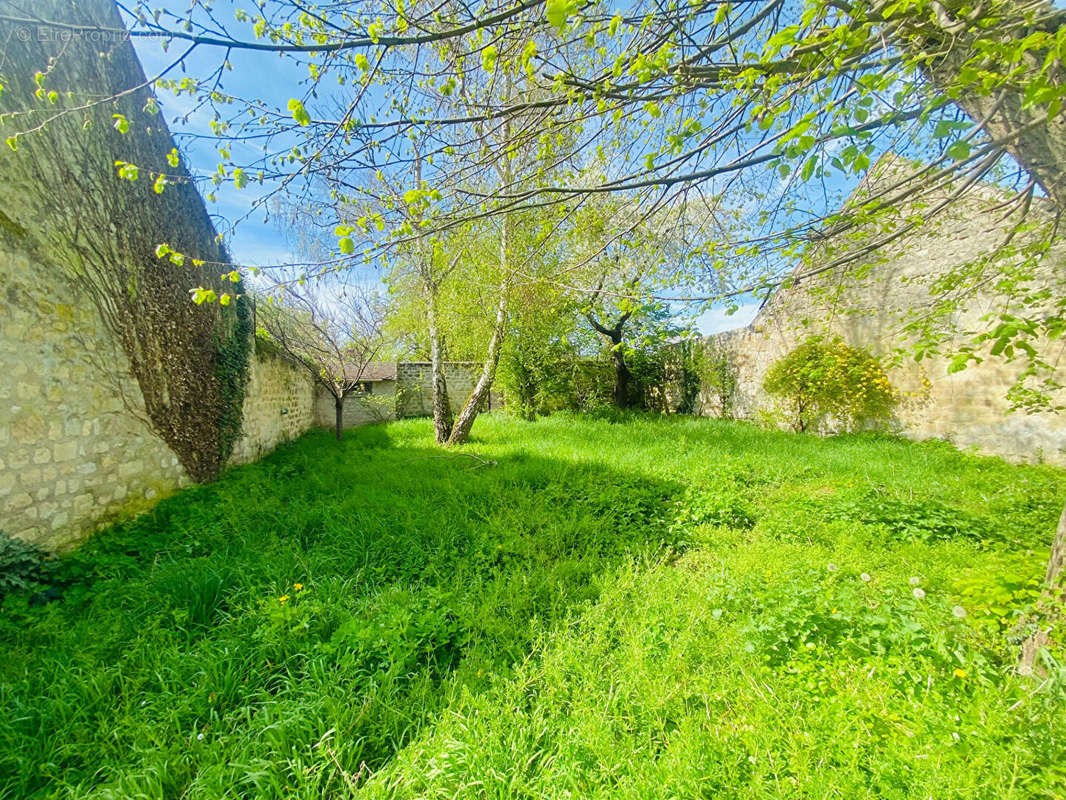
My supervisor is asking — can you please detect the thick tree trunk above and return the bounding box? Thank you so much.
[424,285,453,444]
[447,214,511,446]
[334,396,344,441]
[1019,504,1066,676]
[882,0,1066,207]
[610,339,632,409]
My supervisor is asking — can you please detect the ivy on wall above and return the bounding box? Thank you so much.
[0,0,253,483]
[214,283,254,467]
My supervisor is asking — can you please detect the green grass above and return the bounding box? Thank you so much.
[1,414,1064,799]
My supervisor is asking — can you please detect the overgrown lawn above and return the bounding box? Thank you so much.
[1,414,1063,798]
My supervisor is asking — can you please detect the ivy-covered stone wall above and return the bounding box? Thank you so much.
[0,242,190,550]
[0,238,319,550]
[0,0,316,549]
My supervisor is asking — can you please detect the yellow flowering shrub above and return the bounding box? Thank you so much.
[764,336,896,432]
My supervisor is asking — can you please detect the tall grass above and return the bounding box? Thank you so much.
[1,414,1063,798]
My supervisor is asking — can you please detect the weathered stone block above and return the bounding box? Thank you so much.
[53,440,78,462]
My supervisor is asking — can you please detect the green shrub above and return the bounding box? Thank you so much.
[827,492,997,544]
[0,532,51,596]
[764,336,895,432]
[676,339,738,417]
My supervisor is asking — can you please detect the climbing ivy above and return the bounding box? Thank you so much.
[214,283,253,466]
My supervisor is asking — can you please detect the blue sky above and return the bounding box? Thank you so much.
[131,33,304,271]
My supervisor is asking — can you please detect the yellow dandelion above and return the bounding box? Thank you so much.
[279,594,290,605]
[293,582,304,591]
[953,668,966,679]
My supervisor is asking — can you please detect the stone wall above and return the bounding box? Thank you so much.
[307,363,503,432]
[0,243,190,551]
[313,381,398,431]
[0,0,321,551]
[0,245,317,551]
[395,362,502,419]
[700,159,1066,465]
[229,346,316,465]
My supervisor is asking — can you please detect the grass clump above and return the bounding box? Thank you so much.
[0,414,1063,799]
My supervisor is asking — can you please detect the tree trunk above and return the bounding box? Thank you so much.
[447,214,511,446]
[334,396,344,441]
[610,339,632,409]
[883,0,1066,207]
[424,284,454,444]
[586,311,633,410]
[1018,504,1066,676]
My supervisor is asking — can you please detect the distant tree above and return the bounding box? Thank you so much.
[258,281,388,441]
[571,199,697,409]
[680,339,738,418]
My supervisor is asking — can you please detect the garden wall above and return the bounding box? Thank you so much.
[395,362,502,418]
[700,158,1066,465]
[0,239,317,551]
[311,362,502,431]
[0,242,189,551]
[313,381,398,429]
[0,0,317,550]
[228,347,316,466]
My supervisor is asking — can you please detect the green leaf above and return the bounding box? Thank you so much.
[152,174,167,194]
[338,237,355,254]
[481,45,498,73]
[545,0,571,32]
[946,140,971,161]
[112,114,129,134]
[189,287,217,305]
[287,98,311,126]
[166,148,180,167]
[233,168,248,189]
[5,136,16,152]
[947,353,973,373]
[114,160,139,181]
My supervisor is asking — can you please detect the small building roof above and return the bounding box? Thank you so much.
[348,362,397,382]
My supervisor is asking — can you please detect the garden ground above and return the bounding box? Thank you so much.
[1,414,1063,799]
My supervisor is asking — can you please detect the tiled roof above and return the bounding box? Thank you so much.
[347,362,397,382]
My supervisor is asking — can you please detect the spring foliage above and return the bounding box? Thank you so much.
[764,337,896,432]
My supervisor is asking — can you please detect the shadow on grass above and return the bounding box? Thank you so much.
[0,424,687,799]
